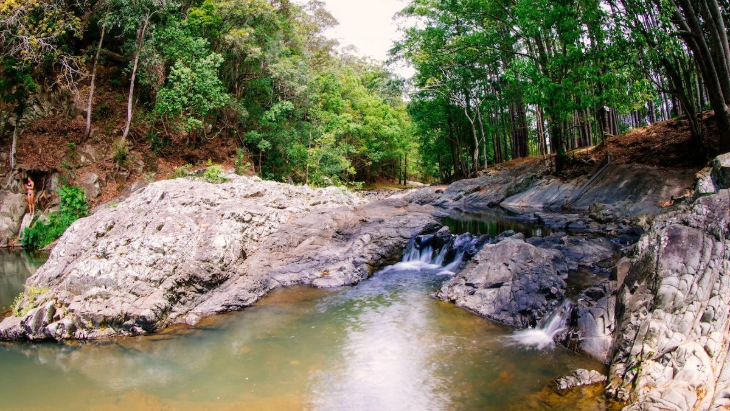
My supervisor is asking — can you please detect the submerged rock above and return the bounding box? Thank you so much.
[0,175,439,341]
[555,369,608,391]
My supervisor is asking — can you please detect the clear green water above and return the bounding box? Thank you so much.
[442,211,551,238]
[0,249,47,313]
[0,253,608,411]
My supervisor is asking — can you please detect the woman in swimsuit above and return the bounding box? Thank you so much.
[25,177,34,215]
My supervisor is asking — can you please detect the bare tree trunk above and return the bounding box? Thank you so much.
[122,14,151,142]
[84,22,106,141]
[672,0,730,151]
[403,153,408,186]
[647,101,656,124]
[536,106,547,156]
[305,126,311,185]
[476,105,488,170]
[10,120,18,171]
[438,154,443,182]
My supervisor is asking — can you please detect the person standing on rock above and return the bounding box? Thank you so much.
[25,177,35,215]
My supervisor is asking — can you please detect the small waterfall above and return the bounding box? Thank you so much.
[506,301,572,350]
[440,250,464,274]
[399,232,488,275]
[433,246,448,266]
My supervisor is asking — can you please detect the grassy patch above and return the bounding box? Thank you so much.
[12,285,50,317]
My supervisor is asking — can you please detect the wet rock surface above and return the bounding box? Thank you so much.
[437,234,569,327]
[528,233,621,272]
[555,369,608,391]
[0,175,439,341]
[563,280,617,364]
[405,160,548,212]
[437,227,622,331]
[501,163,695,218]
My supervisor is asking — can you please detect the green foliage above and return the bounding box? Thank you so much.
[147,132,170,154]
[154,53,228,132]
[234,148,249,175]
[0,0,85,109]
[12,285,50,317]
[21,185,88,249]
[201,164,228,183]
[174,164,193,178]
[58,185,89,218]
[113,139,130,167]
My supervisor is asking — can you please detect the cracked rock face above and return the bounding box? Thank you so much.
[0,174,439,341]
[563,280,617,364]
[607,189,730,410]
[437,235,569,327]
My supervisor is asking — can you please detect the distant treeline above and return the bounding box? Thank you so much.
[393,0,730,178]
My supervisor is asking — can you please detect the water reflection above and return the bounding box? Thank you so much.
[442,211,550,238]
[308,267,449,411]
[0,249,48,312]
[0,260,606,411]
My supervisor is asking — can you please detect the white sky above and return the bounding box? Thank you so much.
[316,0,415,78]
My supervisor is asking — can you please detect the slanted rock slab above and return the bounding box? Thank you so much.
[437,235,568,327]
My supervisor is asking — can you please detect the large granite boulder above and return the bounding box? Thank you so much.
[528,232,620,271]
[437,235,568,327]
[607,188,730,410]
[0,173,439,341]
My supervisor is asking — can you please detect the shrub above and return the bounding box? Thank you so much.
[202,164,228,183]
[21,185,89,249]
[58,185,89,218]
[12,285,50,317]
[147,132,169,155]
[112,139,130,166]
[174,164,192,178]
[234,148,249,176]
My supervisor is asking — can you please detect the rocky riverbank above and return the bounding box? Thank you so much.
[428,154,730,409]
[0,173,440,340]
[2,151,729,411]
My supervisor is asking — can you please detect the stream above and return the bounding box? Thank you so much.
[0,218,614,411]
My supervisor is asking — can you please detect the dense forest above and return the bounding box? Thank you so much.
[0,0,729,185]
[395,0,730,178]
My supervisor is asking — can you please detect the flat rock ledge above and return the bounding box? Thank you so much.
[0,174,439,341]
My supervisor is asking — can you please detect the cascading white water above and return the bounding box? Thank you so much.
[400,233,479,275]
[433,247,448,265]
[439,251,464,275]
[506,301,572,350]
